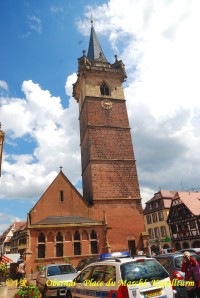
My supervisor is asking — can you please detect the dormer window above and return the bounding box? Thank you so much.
[100,82,110,96]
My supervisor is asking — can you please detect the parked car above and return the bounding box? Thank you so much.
[66,252,175,298]
[179,248,200,255]
[155,252,200,298]
[36,263,78,297]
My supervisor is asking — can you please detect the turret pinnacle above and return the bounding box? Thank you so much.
[87,19,107,62]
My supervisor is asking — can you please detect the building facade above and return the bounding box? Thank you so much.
[73,20,145,254]
[143,190,175,253]
[24,22,146,274]
[167,191,200,250]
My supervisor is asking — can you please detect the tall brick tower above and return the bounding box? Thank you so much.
[73,20,145,254]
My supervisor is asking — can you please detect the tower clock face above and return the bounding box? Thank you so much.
[101,99,112,110]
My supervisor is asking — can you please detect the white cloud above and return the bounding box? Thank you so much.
[78,0,200,201]
[0,80,8,91]
[0,79,81,200]
[1,0,200,210]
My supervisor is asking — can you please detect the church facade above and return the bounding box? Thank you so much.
[25,22,146,274]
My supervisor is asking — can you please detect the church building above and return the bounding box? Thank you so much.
[25,20,146,274]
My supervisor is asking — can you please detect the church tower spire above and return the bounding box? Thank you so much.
[73,21,145,254]
[87,17,107,62]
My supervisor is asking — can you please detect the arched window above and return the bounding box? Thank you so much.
[90,230,98,254]
[74,231,81,255]
[56,232,63,257]
[38,232,45,258]
[100,83,110,96]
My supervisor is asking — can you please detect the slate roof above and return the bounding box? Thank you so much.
[87,23,107,62]
[34,216,101,225]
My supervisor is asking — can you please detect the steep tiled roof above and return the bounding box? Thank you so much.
[176,191,200,216]
[143,189,175,214]
[14,221,26,231]
[34,216,101,225]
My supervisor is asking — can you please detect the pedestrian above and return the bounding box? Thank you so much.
[16,259,26,288]
[181,251,200,298]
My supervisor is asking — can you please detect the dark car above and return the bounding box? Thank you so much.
[155,252,200,298]
[179,248,200,255]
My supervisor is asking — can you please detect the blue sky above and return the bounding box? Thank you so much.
[1,0,200,234]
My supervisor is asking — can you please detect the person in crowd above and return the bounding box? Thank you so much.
[16,259,26,287]
[181,251,200,298]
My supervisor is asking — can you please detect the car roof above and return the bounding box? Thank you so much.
[155,252,198,258]
[180,248,200,252]
[83,256,156,266]
[45,263,72,268]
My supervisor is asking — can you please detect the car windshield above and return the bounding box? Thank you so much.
[121,259,168,282]
[47,265,76,276]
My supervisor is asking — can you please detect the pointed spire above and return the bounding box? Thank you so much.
[87,18,107,62]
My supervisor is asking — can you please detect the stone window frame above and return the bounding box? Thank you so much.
[37,232,46,259]
[100,82,110,96]
[73,230,81,256]
[90,229,98,254]
[56,231,64,257]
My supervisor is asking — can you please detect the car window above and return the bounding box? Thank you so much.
[58,265,76,274]
[103,265,116,283]
[90,265,106,282]
[174,254,200,269]
[174,256,183,269]
[47,266,60,276]
[76,266,93,283]
[121,259,169,282]
[156,258,172,273]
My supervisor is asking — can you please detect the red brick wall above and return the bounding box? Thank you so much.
[26,226,104,274]
[80,97,140,201]
[30,173,90,224]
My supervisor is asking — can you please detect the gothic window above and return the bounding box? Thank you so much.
[100,82,110,96]
[74,231,81,255]
[146,214,152,224]
[56,232,63,257]
[158,211,164,221]
[38,232,45,258]
[155,200,159,208]
[90,230,98,254]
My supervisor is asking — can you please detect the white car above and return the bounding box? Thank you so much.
[66,252,176,298]
[36,263,78,297]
